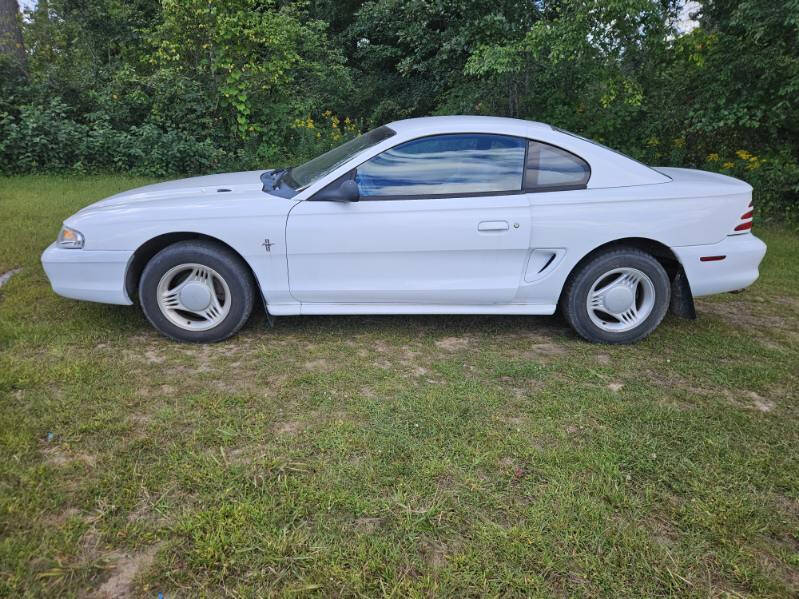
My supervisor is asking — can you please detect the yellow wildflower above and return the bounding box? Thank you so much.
[707,153,719,162]
[746,157,762,170]
[646,136,659,147]
[736,149,751,160]
[722,161,735,169]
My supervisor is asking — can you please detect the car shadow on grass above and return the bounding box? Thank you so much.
[76,299,576,344]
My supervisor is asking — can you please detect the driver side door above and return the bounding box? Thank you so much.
[285,133,532,306]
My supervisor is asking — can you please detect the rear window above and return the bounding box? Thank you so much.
[524,141,590,190]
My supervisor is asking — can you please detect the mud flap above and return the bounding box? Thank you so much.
[259,288,276,328]
[669,269,696,319]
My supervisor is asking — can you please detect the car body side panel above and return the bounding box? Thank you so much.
[285,194,532,304]
[515,180,753,305]
[61,192,299,308]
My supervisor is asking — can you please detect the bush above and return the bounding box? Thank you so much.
[0,99,230,176]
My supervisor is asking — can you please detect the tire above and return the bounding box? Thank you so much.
[560,247,670,344]
[139,240,255,343]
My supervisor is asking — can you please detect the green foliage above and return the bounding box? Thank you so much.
[151,0,351,144]
[0,0,797,223]
[0,98,226,175]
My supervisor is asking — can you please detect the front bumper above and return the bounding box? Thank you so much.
[41,243,134,305]
[672,234,767,298]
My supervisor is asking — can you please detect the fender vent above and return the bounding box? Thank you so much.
[524,249,566,283]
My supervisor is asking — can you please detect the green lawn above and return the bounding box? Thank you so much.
[1,175,798,597]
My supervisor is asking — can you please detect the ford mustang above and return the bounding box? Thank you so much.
[41,116,766,344]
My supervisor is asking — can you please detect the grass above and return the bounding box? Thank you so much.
[1,174,798,597]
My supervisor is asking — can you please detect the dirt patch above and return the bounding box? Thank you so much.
[93,544,160,598]
[595,353,612,365]
[408,366,429,377]
[698,299,795,332]
[647,515,679,549]
[773,296,799,310]
[607,382,624,392]
[126,486,180,526]
[776,493,799,515]
[758,338,789,352]
[528,342,567,357]
[42,447,97,467]
[498,456,516,468]
[359,386,377,399]
[373,340,391,353]
[45,507,81,526]
[748,391,775,413]
[419,540,450,569]
[435,336,470,351]
[144,350,165,364]
[639,367,708,397]
[304,358,331,372]
[564,421,600,443]
[353,516,384,533]
[223,446,258,465]
[0,267,21,289]
[499,414,526,430]
[128,413,151,425]
[275,421,303,435]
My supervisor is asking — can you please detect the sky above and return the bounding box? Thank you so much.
[677,1,701,34]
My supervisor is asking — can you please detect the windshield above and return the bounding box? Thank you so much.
[286,126,396,189]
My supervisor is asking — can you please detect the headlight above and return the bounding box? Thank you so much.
[57,226,84,249]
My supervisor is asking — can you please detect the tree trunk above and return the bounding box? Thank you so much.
[0,0,26,71]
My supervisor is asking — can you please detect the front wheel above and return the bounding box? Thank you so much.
[139,240,255,342]
[560,248,671,344]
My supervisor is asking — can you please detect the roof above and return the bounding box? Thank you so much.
[386,115,551,137]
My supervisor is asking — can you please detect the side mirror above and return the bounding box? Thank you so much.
[312,178,360,202]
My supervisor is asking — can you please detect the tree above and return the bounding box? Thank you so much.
[0,0,26,71]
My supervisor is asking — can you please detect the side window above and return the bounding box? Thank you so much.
[524,141,590,191]
[356,134,526,197]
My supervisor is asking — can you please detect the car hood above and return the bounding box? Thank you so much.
[80,170,270,211]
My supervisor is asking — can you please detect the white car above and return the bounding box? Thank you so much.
[42,116,766,344]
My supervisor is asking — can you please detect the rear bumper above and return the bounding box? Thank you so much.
[41,243,133,305]
[672,234,767,298]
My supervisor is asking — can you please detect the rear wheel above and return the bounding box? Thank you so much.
[561,248,670,344]
[139,240,255,342]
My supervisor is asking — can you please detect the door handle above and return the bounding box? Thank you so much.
[478,220,509,232]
